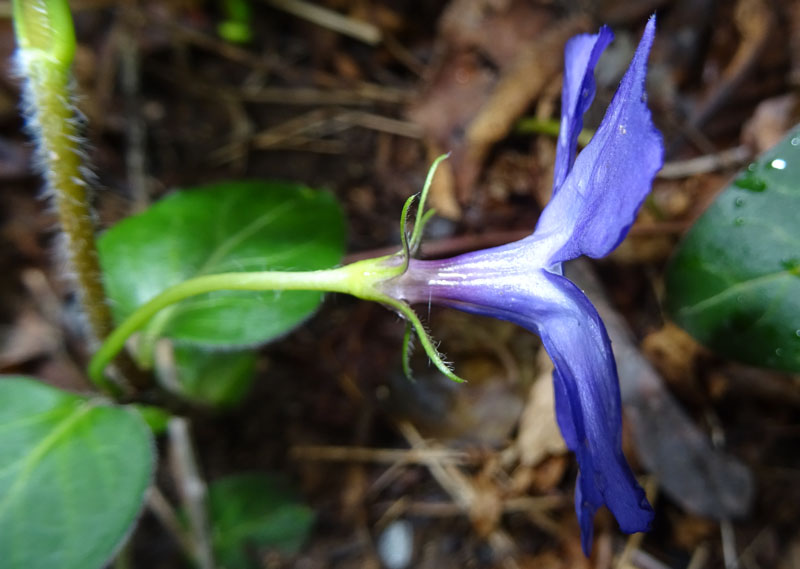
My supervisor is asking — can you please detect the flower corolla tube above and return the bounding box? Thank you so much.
[376,17,663,554]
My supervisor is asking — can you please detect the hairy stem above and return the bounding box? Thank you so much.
[14,1,113,345]
[30,68,114,343]
[14,0,155,392]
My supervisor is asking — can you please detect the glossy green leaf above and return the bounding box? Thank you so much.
[0,377,154,569]
[666,126,800,371]
[98,181,345,348]
[208,473,315,569]
[159,345,258,407]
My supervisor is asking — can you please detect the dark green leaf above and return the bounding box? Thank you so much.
[666,126,800,371]
[159,345,257,407]
[0,377,154,569]
[98,181,345,348]
[208,473,314,569]
[133,404,172,435]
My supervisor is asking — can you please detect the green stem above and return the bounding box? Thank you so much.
[32,67,114,343]
[14,0,154,393]
[516,116,594,147]
[14,0,113,345]
[88,261,395,389]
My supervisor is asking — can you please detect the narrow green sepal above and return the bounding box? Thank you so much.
[413,209,437,255]
[409,153,449,252]
[401,322,415,380]
[398,192,417,269]
[383,298,465,384]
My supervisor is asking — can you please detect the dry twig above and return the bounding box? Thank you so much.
[261,0,382,45]
[168,418,214,569]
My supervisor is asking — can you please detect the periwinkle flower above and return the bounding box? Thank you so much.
[84,13,662,554]
[379,18,663,553]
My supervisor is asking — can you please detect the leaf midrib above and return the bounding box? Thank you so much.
[139,199,295,333]
[198,201,293,276]
[0,402,94,518]
[678,268,798,316]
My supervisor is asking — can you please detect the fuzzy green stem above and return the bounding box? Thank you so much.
[88,260,397,388]
[13,0,76,66]
[14,0,114,346]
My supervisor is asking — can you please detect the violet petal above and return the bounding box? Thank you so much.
[536,17,663,264]
[553,26,614,191]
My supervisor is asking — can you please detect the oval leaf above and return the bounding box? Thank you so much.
[98,181,345,348]
[666,126,800,371]
[0,377,154,569]
[157,345,258,408]
[208,473,315,569]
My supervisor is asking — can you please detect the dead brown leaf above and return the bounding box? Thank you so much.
[515,349,567,467]
[741,94,800,153]
[0,309,61,369]
[458,17,588,197]
[469,466,504,538]
[641,321,704,392]
[409,1,588,204]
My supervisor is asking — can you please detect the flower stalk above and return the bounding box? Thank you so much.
[13,0,113,345]
[88,262,382,389]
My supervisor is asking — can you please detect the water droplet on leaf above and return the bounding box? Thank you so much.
[734,217,745,226]
[768,158,787,170]
[734,197,745,207]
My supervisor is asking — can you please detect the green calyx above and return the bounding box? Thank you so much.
[13,0,76,67]
[391,153,464,383]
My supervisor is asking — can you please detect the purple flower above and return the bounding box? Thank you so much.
[381,18,662,553]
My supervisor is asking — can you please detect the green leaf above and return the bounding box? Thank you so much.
[666,126,800,371]
[0,377,154,569]
[208,473,315,569]
[133,404,171,435]
[98,181,345,348]
[160,345,258,408]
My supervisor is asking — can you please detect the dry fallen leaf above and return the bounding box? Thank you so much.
[741,93,800,153]
[516,349,567,467]
[457,17,587,196]
[641,321,705,391]
[409,1,588,202]
[0,309,61,369]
